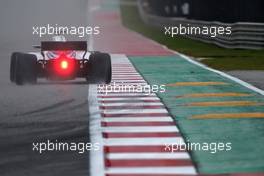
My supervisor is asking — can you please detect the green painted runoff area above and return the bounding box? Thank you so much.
[129,55,264,174]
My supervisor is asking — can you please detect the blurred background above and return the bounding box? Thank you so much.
[120,0,264,88]
[142,0,264,23]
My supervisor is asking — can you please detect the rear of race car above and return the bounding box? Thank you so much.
[10,41,112,85]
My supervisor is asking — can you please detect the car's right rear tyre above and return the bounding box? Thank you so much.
[88,52,112,84]
[14,53,38,85]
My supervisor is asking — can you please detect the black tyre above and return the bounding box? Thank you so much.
[88,52,112,84]
[10,52,20,82]
[15,53,38,85]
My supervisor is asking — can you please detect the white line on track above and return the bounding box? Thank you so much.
[112,78,143,80]
[112,75,142,76]
[112,73,141,75]
[108,83,148,86]
[87,2,104,175]
[112,77,144,79]
[100,102,163,106]
[98,93,156,96]
[102,126,179,133]
[112,68,136,70]
[112,71,137,72]
[104,137,185,146]
[106,153,190,159]
[98,93,154,96]
[111,79,145,82]
[97,97,160,101]
[105,167,197,175]
[102,109,168,114]
[102,117,174,122]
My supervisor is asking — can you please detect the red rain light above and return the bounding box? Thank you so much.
[60,60,69,70]
[53,53,75,76]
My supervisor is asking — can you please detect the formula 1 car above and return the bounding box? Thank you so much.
[10,36,112,85]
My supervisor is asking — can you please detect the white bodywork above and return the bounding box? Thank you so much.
[29,35,90,60]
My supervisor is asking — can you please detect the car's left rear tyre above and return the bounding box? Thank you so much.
[10,52,20,82]
[14,53,38,85]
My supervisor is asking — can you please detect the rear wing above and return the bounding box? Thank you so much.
[41,41,87,51]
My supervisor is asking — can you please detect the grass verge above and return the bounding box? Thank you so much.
[120,2,264,71]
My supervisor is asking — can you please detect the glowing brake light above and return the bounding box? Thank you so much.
[60,60,69,70]
[53,53,75,76]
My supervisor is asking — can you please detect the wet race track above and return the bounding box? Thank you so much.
[1,0,264,176]
[0,0,91,175]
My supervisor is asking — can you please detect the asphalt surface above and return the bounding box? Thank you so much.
[0,0,91,175]
[226,71,264,90]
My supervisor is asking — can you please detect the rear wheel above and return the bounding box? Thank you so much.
[87,52,112,84]
[10,52,20,82]
[14,53,38,85]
